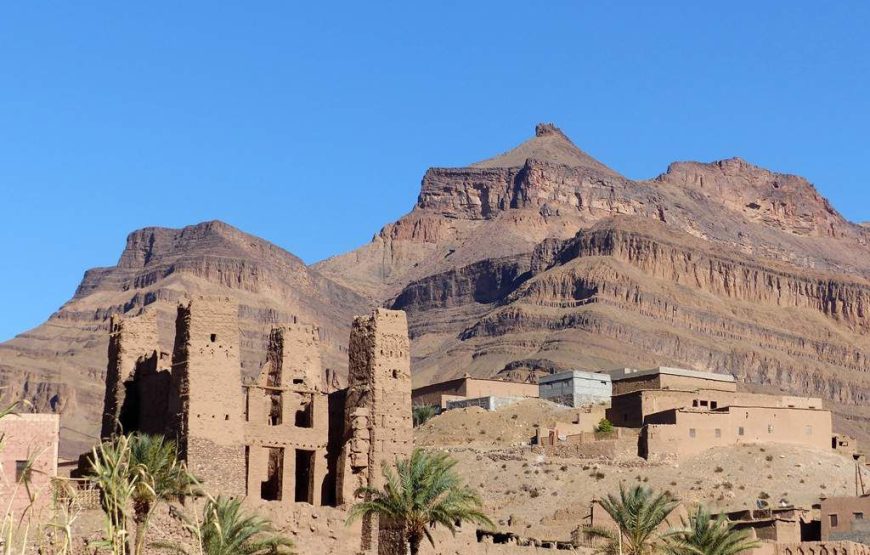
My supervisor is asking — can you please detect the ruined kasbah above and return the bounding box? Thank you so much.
[2,296,869,554]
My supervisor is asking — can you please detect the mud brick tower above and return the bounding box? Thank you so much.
[338,308,413,553]
[168,296,246,496]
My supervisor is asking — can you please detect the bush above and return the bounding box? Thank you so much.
[595,418,614,433]
[412,405,437,427]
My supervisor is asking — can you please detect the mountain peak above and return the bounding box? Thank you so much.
[115,220,306,272]
[534,122,567,138]
[471,123,620,176]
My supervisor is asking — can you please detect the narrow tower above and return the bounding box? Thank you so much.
[338,308,413,553]
[168,297,246,496]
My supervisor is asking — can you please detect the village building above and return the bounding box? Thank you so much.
[720,507,818,544]
[599,366,832,460]
[538,370,612,408]
[98,297,413,554]
[0,412,59,516]
[607,366,738,396]
[820,495,870,544]
[411,375,538,410]
[640,404,833,460]
[586,499,870,555]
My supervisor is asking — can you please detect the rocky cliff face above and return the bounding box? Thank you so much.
[318,125,870,301]
[387,217,870,439]
[3,123,869,453]
[0,221,369,455]
[319,124,870,439]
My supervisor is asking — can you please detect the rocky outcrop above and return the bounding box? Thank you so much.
[318,127,870,303]
[656,158,853,238]
[518,219,870,329]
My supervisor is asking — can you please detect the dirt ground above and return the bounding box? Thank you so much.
[417,401,870,542]
[415,398,595,447]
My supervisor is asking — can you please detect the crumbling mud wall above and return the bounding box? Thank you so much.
[100,310,159,438]
[168,297,246,497]
[338,308,413,553]
[244,324,331,505]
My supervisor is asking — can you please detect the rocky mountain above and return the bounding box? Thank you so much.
[0,221,370,455]
[2,123,868,454]
[316,123,870,439]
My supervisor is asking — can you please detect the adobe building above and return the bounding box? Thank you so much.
[601,366,833,460]
[820,495,870,544]
[411,375,538,409]
[539,370,612,408]
[607,366,738,396]
[641,404,832,460]
[244,324,331,505]
[167,298,247,496]
[0,412,59,516]
[723,507,817,544]
[606,366,822,428]
[100,310,168,438]
[98,297,414,553]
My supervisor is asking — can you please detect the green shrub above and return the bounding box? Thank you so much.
[595,418,614,433]
[412,405,437,427]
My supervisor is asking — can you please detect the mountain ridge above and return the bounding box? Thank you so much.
[2,123,869,453]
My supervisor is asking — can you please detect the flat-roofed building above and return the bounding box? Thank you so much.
[607,386,823,428]
[539,370,611,407]
[607,366,737,396]
[641,404,832,460]
[411,375,538,409]
[820,496,870,544]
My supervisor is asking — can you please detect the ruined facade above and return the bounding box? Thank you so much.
[167,298,247,496]
[101,310,165,438]
[98,298,413,553]
[244,324,330,505]
[337,309,413,553]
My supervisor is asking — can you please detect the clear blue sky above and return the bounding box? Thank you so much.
[1,2,869,341]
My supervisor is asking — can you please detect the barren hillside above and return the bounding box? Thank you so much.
[415,402,870,542]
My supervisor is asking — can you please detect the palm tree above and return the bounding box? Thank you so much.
[412,405,436,427]
[179,496,294,555]
[666,506,760,555]
[127,434,197,555]
[347,448,493,555]
[584,484,680,555]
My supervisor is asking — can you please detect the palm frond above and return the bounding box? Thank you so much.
[346,448,493,554]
